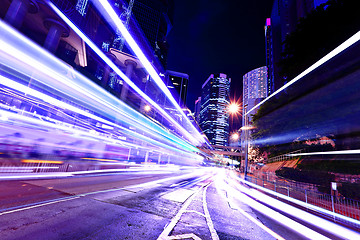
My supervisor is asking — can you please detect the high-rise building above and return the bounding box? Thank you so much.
[242,66,268,123]
[265,18,274,95]
[241,67,268,167]
[165,70,189,107]
[199,73,231,146]
[267,0,328,92]
[121,0,174,70]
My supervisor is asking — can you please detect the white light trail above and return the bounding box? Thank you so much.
[232,174,360,238]
[246,30,360,116]
[288,149,360,156]
[91,0,205,144]
[0,19,200,155]
[45,1,203,146]
[216,177,332,240]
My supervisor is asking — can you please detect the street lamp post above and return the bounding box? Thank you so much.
[243,104,249,179]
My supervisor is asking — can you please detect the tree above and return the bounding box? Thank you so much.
[279,0,360,80]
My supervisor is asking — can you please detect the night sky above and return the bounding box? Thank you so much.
[167,0,274,129]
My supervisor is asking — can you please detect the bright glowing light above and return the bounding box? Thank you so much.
[0,20,200,156]
[21,160,64,164]
[144,105,151,112]
[288,149,360,156]
[87,0,205,144]
[231,132,239,140]
[228,103,240,114]
[219,172,360,240]
[47,1,204,146]
[81,158,119,162]
[240,126,255,130]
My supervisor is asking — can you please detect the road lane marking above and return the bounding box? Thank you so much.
[157,184,206,240]
[161,189,195,203]
[168,233,202,240]
[157,181,219,240]
[202,184,219,240]
[0,196,80,216]
[0,172,205,217]
[184,210,206,218]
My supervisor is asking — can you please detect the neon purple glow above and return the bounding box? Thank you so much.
[0,20,202,161]
[214,174,331,239]
[215,171,360,239]
[233,173,360,232]
[266,18,271,26]
[46,1,203,146]
[89,0,205,144]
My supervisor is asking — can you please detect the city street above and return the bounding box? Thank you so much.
[1,168,355,239]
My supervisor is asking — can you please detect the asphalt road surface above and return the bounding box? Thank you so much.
[0,167,358,239]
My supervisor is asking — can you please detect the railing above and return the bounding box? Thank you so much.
[0,160,100,173]
[246,175,360,229]
[264,149,303,163]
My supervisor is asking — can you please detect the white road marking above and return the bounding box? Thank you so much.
[168,233,202,240]
[184,210,206,218]
[157,186,203,240]
[202,184,219,240]
[157,182,220,240]
[0,197,80,216]
[0,172,200,216]
[161,189,195,203]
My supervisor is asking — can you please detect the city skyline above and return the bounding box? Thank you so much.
[167,0,274,113]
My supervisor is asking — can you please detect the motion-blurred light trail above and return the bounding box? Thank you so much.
[288,149,360,156]
[0,27,196,154]
[90,0,206,145]
[246,30,360,116]
[46,1,204,147]
[215,175,332,240]
[232,173,360,236]
[0,20,203,162]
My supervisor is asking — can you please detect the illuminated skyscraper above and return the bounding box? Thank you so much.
[200,73,231,146]
[241,67,267,166]
[242,66,268,124]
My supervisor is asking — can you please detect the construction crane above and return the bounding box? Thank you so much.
[113,0,135,51]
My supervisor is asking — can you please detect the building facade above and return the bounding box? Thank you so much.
[265,18,274,96]
[242,66,268,124]
[165,70,189,107]
[120,0,174,70]
[267,0,329,93]
[199,73,231,146]
[241,66,268,167]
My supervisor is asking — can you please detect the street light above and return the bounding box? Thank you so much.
[144,105,151,112]
[243,104,249,179]
[231,132,239,141]
[228,103,240,114]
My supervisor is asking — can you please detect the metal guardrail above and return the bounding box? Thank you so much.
[246,175,360,228]
[0,161,99,173]
[265,149,304,163]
